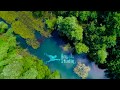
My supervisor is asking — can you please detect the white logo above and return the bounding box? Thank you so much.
[44,53,76,64]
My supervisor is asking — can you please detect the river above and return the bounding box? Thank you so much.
[16,30,108,79]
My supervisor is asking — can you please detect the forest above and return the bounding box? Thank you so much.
[0,20,60,79]
[0,11,120,79]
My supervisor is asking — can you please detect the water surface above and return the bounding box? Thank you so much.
[16,31,108,79]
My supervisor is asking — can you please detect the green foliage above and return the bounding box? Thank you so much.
[31,11,120,79]
[12,21,35,39]
[32,11,43,18]
[1,11,120,79]
[105,35,116,48]
[104,39,120,79]
[0,23,60,79]
[46,17,57,30]
[78,11,120,79]
[60,43,72,52]
[20,68,38,79]
[97,46,108,64]
[54,11,68,17]
[106,58,120,79]
[0,40,9,61]
[26,39,40,49]
[57,16,83,41]
[36,65,51,79]
[90,11,97,19]
[75,42,89,54]
[113,12,120,37]
[68,11,79,17]
[0,21,8,34]
[2,60,23,79]
[48,70,60,79]
[0,27,16,61]
[87,21,96,32]
[0,11,56,49]
[78,11,91,22]
[0,11,17,23]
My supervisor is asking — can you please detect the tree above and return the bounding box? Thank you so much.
[0,11,18,23]
[0,40,9,61]
[26,39,40,49]
[105,39,120,79]
[45,16,57,31]
[105,35,116,48]
[113,12,120,37]
[78,11,91,22]
[0,28,16,61]
[75,42,89,54]
[32,11,43,18]
[12,21,35,39]
[105,59,120,79]
[97,45,108,64]
[55,11,120,79]
[0,22,61,79]
[57,16,83,42]
[90,11,97,20]
[20,68,38,79]
[48,70,60,79]
[0,21,8,34]
[68,11,79,17]
[2,61,23,79]
[0,11,54,49]
[54,11,69,17]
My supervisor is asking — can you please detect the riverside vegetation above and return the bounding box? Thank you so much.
[0,11,120,79]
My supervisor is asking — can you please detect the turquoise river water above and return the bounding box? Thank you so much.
[16,31,108,79]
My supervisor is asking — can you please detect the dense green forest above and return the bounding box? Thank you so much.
[0,11,120,79]
[52,11,120,79]
[0,21,60,79]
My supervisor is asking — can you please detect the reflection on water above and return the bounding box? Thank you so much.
[16,31,108,79]
[88,63,107,79]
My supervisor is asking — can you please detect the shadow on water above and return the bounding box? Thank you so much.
[51,30,67,45]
